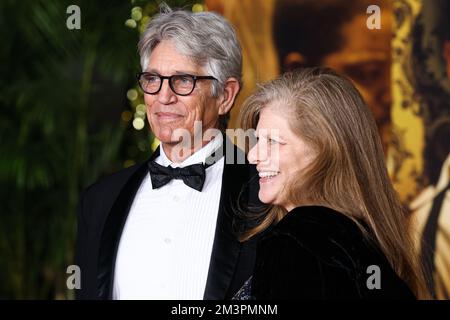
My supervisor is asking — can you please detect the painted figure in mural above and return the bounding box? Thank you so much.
[273,0,392,152]
[410,0,450,300]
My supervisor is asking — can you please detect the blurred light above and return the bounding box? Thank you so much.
[124,159,136,168]
[133,118,145,130]
[127,89,138,101]
[131,7,142,21]
[136,110,146,117]
[121,110,133,122]
[125,19,137,28]
[136,104,146,113]
[134,111,145,119]
[139,16,150,33]
[192,4,204,13]
[151,138,160,151]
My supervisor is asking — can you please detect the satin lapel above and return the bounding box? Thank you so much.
[203,141,249,300]
[97,148,160,299]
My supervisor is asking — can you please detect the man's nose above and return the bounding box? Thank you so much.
[157,79,177,104]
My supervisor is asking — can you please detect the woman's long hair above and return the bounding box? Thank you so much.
[238,67,429,299]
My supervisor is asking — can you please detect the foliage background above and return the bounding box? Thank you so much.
[0,0,200,299]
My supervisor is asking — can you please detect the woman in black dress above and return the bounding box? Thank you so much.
[236,67,429,299]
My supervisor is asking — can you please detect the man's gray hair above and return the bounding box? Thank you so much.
[138,4,243,98]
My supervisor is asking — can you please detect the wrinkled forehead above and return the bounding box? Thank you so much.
[146,39,205,74]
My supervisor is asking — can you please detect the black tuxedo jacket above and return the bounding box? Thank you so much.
[75,141,262,299]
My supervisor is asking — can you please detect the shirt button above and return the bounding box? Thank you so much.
[164,238,172,244]
[172,195,180,202]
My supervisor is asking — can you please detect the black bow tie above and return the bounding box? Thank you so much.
[148,161,208,191]
[148,141,224,192]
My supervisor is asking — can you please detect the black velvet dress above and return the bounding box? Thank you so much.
[236,206,416,300]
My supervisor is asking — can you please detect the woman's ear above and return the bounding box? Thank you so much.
[217,77,240,115]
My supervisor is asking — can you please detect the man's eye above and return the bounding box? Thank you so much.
[268,138,278,145]
[145,75,160,83]
[178,75,193,84]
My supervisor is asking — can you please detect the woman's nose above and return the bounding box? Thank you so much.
[248,141,268,164]
[247,143,258,164]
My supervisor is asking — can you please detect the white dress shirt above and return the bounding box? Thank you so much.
[113,137,224,299]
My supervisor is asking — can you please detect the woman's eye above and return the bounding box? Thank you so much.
[268,138,278,144]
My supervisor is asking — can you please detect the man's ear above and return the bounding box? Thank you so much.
[217,77,240,115]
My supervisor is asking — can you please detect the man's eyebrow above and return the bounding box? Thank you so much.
[173,70,197,75]
[145,68,158,74]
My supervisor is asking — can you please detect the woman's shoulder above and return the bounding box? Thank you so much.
[267,206,366,242]
[260,206,379,263]
[253,206,416,299]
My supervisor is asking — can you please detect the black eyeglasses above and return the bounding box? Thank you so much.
[137,72,217,96]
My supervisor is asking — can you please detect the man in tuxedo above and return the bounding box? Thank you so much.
[75,6,261,299]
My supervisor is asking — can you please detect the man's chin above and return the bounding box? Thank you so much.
[153,126,181,143]
[156,135,192,147]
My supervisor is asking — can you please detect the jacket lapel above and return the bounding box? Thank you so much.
[203,141,254,299]
[97,142,257,300]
